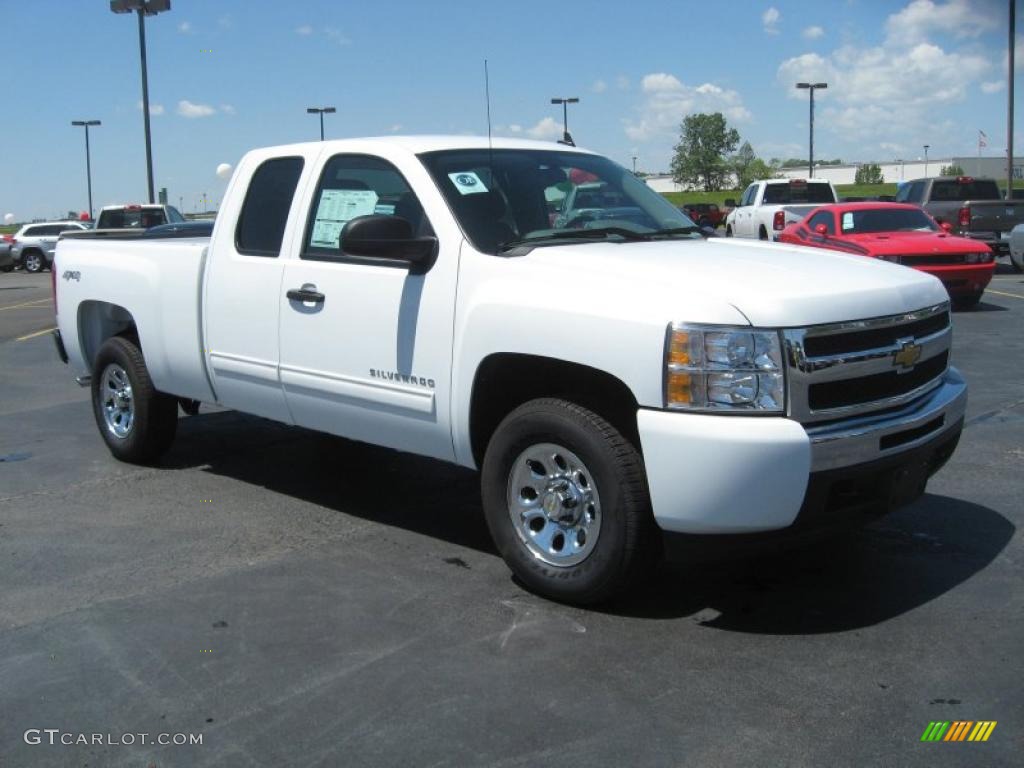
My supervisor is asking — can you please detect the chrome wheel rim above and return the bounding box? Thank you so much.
[506,443,601,567]
[100,363,135,438]
[24,254,41,272]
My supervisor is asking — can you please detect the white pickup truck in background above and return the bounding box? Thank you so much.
[53,136,966,604]
[725,178,838,240]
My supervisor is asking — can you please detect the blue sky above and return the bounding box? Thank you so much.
[0,0,1019,220]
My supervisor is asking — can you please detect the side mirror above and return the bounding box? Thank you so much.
[341,215,438,274]
[814,223,829,236]
[939,221,952,233]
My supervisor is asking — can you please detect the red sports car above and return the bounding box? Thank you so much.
[778,202,995,308]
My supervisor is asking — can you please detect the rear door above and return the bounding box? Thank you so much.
[203,152,311,422]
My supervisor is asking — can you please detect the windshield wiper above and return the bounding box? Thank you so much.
[498,225,701,252]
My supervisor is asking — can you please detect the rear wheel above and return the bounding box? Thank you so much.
[22,250,44,273]
[481,398,655,605]
[952,293,982,310]
[725,225,733,237]
[758,226,769,241]
[91,336,178,464]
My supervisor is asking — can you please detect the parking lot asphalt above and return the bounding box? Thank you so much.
[1,269,1022,767]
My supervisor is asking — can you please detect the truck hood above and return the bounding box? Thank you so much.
[521,237,949,328]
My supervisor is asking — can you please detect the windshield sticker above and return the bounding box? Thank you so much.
[841,212,854,231]
[448,171,488,195]
[374,203,396,215]
[310,188,379,248]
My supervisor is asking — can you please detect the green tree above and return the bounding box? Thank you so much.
[940,164,965,176]
[731,141,756,189]
[855,163,884,184]
[671,112,740,192]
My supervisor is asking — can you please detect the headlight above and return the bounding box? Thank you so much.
[665,324,785,412]
[965,251,993,263]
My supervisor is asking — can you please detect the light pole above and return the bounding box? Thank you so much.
[550,97,579,144]
[897,158,904,180]
[110,0,170,204]
[632,154,638,174]
[71,120,101,220]
[924,145,930,176]
[795,82,827,177]
[306,107,336,141]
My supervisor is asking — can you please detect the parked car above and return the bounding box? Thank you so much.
[1,234,14,272]
[778,202,995,308]
[95,203,186,231]
[680,202,725,228]
[1008,221,1024,272]
[895,176,1024,256]
[143,220,215,237]
[54,136,966,605]
[725,178,838,239]
[10,221,90,273]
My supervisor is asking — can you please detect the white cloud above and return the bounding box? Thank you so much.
[526,117,563,140]
[178,21,192,34]
[981,80,1005,93]
[138,101,164,116]
[295,24,313,35]
[389,123,402,132]
[591,79,607,94]
[324,27,351,45]
[220,104,236,115]
[802,25,824,40]
[507,124,523,133]
[615,75,630,90]
[177,100,216,118]
[885,0,997,47]
[624,72,751,142]
[762,6,780,35]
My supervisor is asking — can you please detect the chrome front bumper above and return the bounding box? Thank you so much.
[805,367,967,472]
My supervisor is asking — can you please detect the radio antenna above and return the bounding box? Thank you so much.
[484,59,494,153]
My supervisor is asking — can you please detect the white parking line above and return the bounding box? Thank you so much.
[15,326,57,342]
[0,298,51,312]
[986,289,1024,300]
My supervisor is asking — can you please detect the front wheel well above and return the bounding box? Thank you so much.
[468,353,641,467]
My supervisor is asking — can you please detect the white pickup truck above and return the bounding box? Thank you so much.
[53,136,966,604]
[725,178,838,240]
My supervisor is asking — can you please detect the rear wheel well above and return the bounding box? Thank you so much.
[78,301,138,370]
[469,353,641,467]
[758,225,769,240]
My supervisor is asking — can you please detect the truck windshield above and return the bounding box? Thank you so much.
[418,149,697,254]
[97,208,168,229]
[840,208,939,234]
[762,182,835,205]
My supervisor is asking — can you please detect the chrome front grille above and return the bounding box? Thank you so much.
[783,303,952,424]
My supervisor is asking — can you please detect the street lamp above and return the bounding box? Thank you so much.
[795,82,827,177]
[550,97,579,144]
[306,107,336,141]
[71,120,101,220]
[110,0,171,204]
[924,145,930,176]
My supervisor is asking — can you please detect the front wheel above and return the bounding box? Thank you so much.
[1011,249,1024,273]
[725,225,733,237]
[91,336,178,464]
[481,398,655,605]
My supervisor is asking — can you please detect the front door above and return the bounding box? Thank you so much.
[278,153,459,462]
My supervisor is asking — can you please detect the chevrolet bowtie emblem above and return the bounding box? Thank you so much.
[893,339,922,370]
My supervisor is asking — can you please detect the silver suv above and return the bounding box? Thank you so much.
[11,221,90,273]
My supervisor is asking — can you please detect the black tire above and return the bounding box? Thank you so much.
[481,398,655,605]
[952,293,982,310]
[22,250,44,273]
[758,226,769,241]
[91,336,178,464]
[725,225,733,237]
[0,265,13,273]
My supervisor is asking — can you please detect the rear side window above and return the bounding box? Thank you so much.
[236,156,305,256]
[807,211,835,234]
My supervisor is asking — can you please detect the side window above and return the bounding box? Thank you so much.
[740,185,756,207]
[167,206,184,223]
[807,211,834,234]
[24,226,43,237]
[303,154,433,260]
[235,156,304,257]
[907,182,925,203]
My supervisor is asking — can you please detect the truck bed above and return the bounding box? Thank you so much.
[55,234,216,403]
